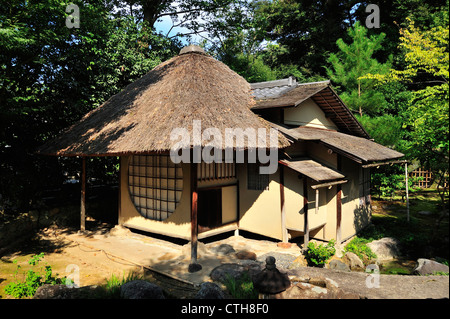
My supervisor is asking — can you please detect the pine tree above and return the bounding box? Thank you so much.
[325,21,392,116]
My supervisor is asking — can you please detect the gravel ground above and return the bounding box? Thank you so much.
[257,251,298,269]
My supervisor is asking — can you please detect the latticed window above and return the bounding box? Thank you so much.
[128,154,183,221]
[198,162,236,181]
[247,163,269,190]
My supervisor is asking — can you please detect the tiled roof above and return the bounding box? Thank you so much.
[251,76,298,100]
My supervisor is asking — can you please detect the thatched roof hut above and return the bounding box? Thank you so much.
[37,46,289,156]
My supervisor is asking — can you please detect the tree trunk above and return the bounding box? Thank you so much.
[141,0,166,28]
[358,81,362,116]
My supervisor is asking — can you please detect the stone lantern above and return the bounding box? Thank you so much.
[253,256,291,299]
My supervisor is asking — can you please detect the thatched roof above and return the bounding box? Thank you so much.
[37,46,290,156]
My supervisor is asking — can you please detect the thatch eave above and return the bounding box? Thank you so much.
[37,51,290,157]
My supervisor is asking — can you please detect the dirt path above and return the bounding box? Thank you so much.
[0,226,199,299]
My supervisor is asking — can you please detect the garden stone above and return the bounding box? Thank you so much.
[277,281,361,299]
[328,259,351,272]
[235,250,257,260]
[34,284,101,299]
[214,244,236,256]
[342,252,365,271]
[120,280,165,299]
[414,258,449,275]
[210,264,247,283]
[367,237,401,261]
[194,282,226,299]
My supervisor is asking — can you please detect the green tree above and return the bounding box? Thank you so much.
[0,0,179,212]
[254,0,361,77]
[364,16,449,205]
[325,21,392,116]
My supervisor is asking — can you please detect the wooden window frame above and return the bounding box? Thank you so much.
[128,154,183,221]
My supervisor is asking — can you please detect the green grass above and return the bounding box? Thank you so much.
[94,272,144,298]
[360,188,448,262]
[222,272,259,299]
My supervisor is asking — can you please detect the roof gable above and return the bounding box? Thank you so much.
[250,78,369,138]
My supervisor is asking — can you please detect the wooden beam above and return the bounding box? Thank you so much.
[280,165,288,243]
[311,179,348,189]
[189,161,202,273]
[361,159,408,168]
[303,177,309,249]
[80,157,86,232]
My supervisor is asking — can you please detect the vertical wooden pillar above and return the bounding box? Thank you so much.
[189,161,202,273]
[336,154,342,244]
[280,165,287,243]
[315,188,319,214]
[303,176,309,248]
[336,185,342,244]
[80,156,86,232]
[117,157,121,224]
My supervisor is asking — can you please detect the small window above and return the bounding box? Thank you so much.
[198,162,236,181]
[247,163,269,190]
[128,154,183,221]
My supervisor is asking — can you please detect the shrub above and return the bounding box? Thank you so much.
[4,253,67,298]
[305,240,336,267]
[344,237,377,264]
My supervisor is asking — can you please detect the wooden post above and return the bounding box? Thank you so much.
[303,177,309,248]
[189,161,201,273]
[80,157,86,232]
[405,162,410,222]
[315,188,319,214]
[280,165,287,243]
[336,154,342,244]
[336,185,342,244]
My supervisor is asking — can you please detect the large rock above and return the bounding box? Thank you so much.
[213,244,236,256]
[367,237,401,261]
[194,282,226,299]
[414,259,449,276]
[33,284,101,299]
[342,252,365,271]
[210,262,262,283]
[276,281,362,299]
[120,280,165,299]
[288,254,308,269]
[327,259,351,272]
